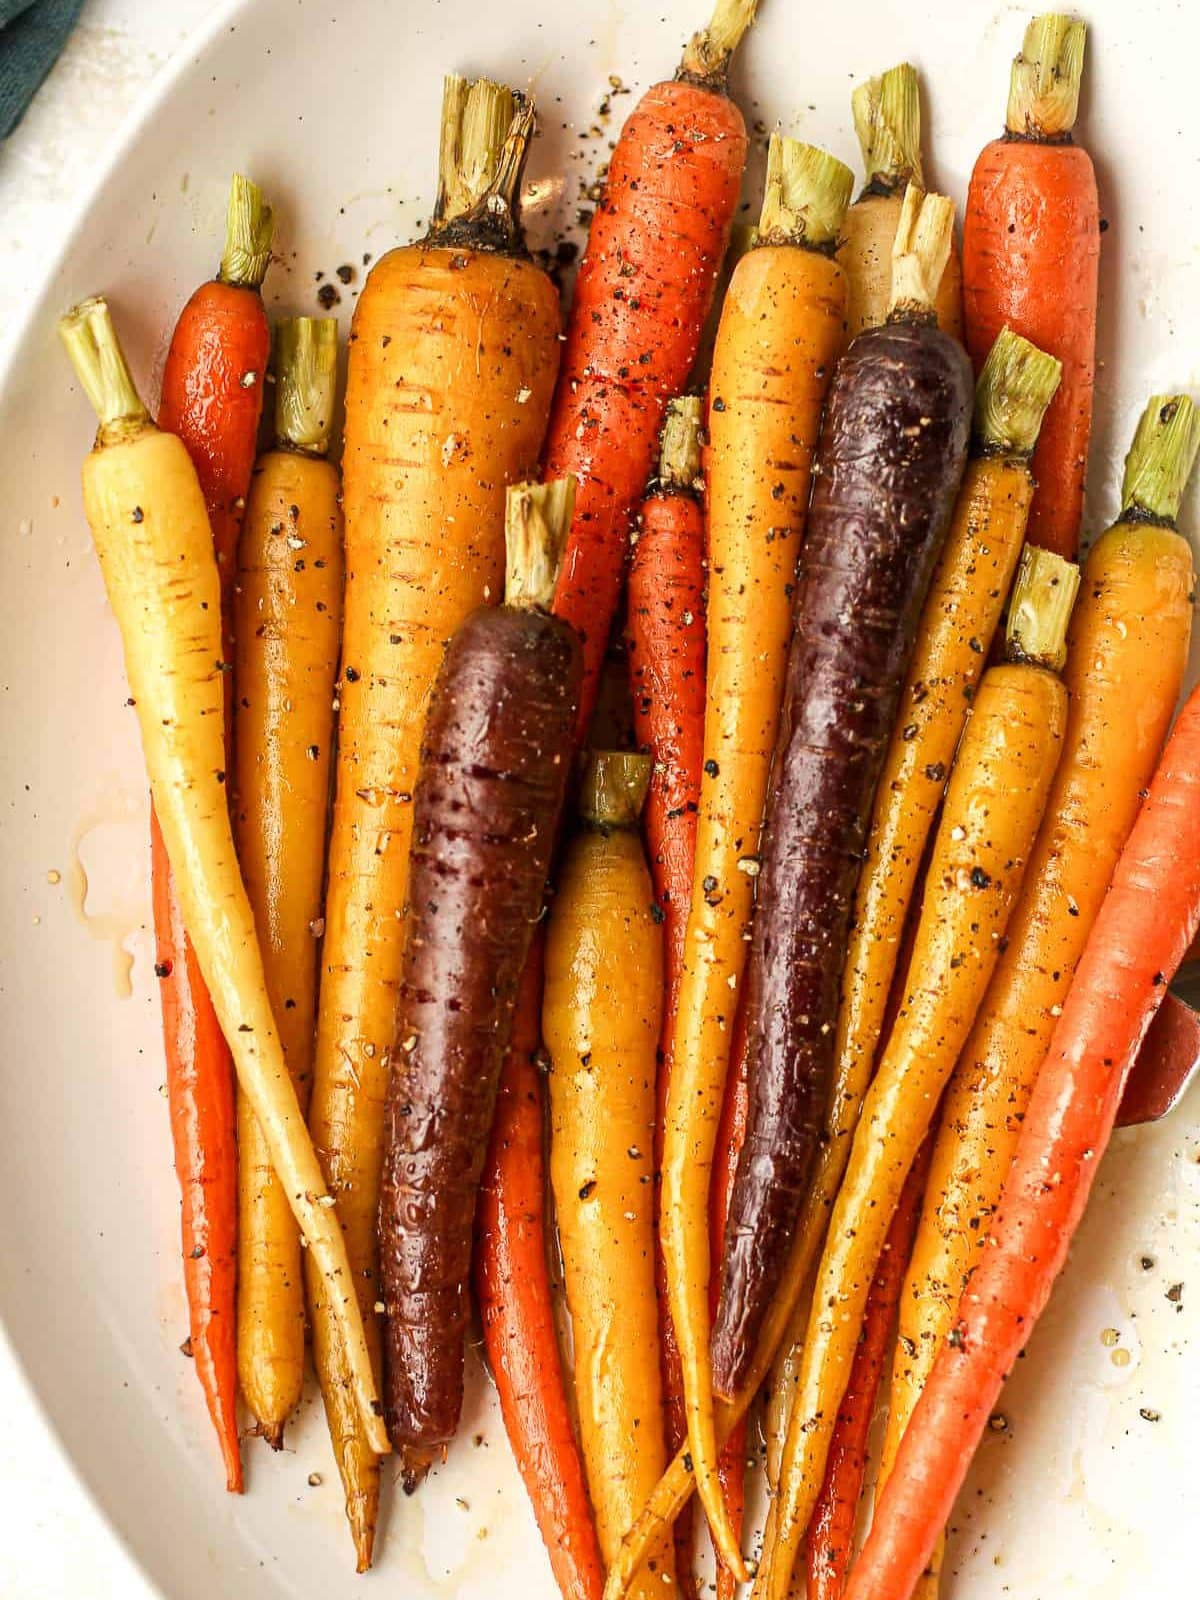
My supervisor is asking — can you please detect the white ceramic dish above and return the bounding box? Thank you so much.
[0,0,1197,1595]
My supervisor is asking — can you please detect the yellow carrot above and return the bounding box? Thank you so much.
[546,753,677,1600]
[757,546,1077,1600]
[59,297,387,1457]
[661,137,851,1576]
[233,318,343,1447]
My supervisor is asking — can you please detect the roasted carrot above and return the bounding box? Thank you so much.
[476,932,606,1600]
[626,394,707,1595]
[757,546,1077,1600]
[60,300,386,1455]
[308,78,560,1563]
[805,1142,931,1600]
[379,480,581,1472]
[662,138,852,1574]
[845,680,1200,1600]
[709,1009,750,1600]
[711,186,971,1401]
[545,0,754,737]
[546,753,677,1600]
[962,14,1099,559]
[151,172,273,1492]
[233,318,343,1449]
[881,395,1199,1593]
[840,64,963,340]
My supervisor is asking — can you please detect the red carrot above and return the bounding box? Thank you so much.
[544,0,753,737]
[844,680,1200,1600]
[627,395,707,1597]
[153,173,273,1492]
[805,1144,930,1600]
[476,935,606,1600]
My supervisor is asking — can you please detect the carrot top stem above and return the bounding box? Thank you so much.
[678,0,759,87]
[578,752,652,829]
[1005,544,1079,671]
[217,174,274,290]
[973,327,1063,458]
[273,317,338,456]
[430,74,535,252]
[1120,395,1200,526]
[58,296,152,444]
[504,477,576,612]
[758,136,853,250]
[853,62,923,195]
[888,183,954,322]
[658,395,705,493]
[1005,14,1087,139]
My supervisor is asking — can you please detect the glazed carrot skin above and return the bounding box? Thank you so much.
[627,395,707,1595]
[152,173,274,1493]
[845,682,1200,1600]
[309,80,560,1563]
[758,546,1076,1600]
[963,15,1099,559]
[378,482,581,1468]
[805,1143,931,1600]
[545,0,753,736]
[839,64,963,341]
[546,754,677,1600]
[476,935,606,1600]
[663,139,853,1576]
[61,298,387,1458]
[711,188,972,1399]
[881,396,1199,1595]
[233,319,343,1449]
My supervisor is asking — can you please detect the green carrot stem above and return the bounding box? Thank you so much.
[1005,14,1087,139]
[58,296,152,445]
[853,63,923,195]
[888,183,955,321]
[758,136,853,250]
[505,477,575,612]
[658,396,705,493]
[218,174,274,290]
[679,0,759,87]
[1005,545,1080,672]
[430,75,534,252]
[579,752,652,828]
[274,317,338,455]
[1121,395,1200,527]
[973,327,1063,458]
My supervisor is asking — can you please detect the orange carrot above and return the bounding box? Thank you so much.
[627,396,707,1597]
[845,681,1200,1600]
[152,173,274,1493]
[805,1144,930,1600]
[545,0,753,736]
[476,937,606,1600]
[962,15,1099,558]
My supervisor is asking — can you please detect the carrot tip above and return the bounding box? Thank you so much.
[262,1423,285,1452]
[852,62,923,193]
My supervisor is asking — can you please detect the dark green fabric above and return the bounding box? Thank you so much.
[0,0,85,139]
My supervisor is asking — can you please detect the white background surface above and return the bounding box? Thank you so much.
[2,9,208,1593]
[0,2,1197,1598]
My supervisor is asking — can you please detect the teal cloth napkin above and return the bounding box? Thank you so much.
[0,0,86,139]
